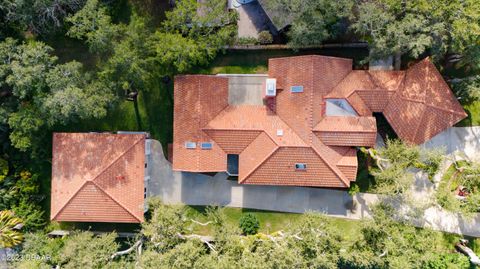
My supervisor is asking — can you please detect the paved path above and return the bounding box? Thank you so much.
[422,126,480,161]
[148,126,480,237]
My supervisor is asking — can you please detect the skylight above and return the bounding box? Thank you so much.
[295,163,307,170]
[185,142,196,149]
[201,142,213,149]
[291,86,304,93]
[325,99,358,116]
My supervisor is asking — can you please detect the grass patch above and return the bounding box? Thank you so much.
[55,79,173,151]
[457,101,480,127]
[184,206,363,242]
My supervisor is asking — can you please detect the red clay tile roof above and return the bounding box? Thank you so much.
[172,75,229,172]
[51,133,145,223]
[173,55,466,188]
[313,116,377,147]
[383,59,467,144]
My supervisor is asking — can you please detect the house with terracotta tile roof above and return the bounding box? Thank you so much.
[50,132,150,223]
[172,55,467,188]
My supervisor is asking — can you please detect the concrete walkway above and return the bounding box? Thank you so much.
[149,126,480,237]
[422,126,480,161]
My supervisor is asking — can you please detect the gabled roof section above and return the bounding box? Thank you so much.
[51,133,145,223]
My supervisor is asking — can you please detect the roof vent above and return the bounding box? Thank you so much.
[276,129,283,136]
[265,78,276,96]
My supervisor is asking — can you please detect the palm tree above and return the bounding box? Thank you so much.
[0,210,23,248]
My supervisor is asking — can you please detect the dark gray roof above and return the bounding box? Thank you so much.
[257,0,294,31]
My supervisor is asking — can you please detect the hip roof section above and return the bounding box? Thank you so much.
[172,55,466,187]
[51,133,146,223]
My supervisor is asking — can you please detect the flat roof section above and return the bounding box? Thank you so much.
[219,74,267,105]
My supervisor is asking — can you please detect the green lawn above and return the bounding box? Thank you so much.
[457,101,480,127]
[183,205,476,252]
[184,206,362,242]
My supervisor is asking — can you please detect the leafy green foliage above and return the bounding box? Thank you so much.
[141,198,186,252]
[14,202,472,268]
[351,0,480,67]
[15,231,119,269]
[0,0,86,34]
[154,0,237,74]
[239,213,260,235]
[0,210,23,248]
[287,0,353,47]
[452,75,480,104]
[66,0,121,53]
[257,31,273,45]
[0,38,114,152]
[0,167,45,231]
[341,203,468,269]
[436,161,480,216]
[424,253,470,269]
[369,139,444,194]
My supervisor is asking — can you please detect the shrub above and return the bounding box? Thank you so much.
[235,37,258,45]
[239,213,260,235]
[257,31,273,44]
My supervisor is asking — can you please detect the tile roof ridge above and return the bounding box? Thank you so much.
[424,103,468,117]
[310,139,350,187]
[368,70,406,89]
[202,127,264,131]
[412,105,428,144]
[196,78,201,170]
[270,54,352,62]
[90,135,145,184]
[308,56,314,144]
[51,180,89,220]
[324,70,355,98]
[365,70,384,91]
[52,135,144,220]
[239,142,279,184]
[89,180,142,222]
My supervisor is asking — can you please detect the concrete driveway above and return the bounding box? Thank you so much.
[148,140,352,216]
[147,125,480,237]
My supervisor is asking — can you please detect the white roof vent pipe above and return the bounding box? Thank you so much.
[265,78,276,96]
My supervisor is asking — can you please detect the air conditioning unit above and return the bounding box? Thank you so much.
[265,78,276,96]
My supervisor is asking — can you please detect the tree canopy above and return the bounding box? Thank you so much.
[13,202,472,268]
[351,0,480,68]
[0,38,113,153]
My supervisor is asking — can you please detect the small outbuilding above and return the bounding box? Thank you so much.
[50,132,150,223]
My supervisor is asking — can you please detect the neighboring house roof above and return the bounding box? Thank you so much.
[257,0,294,31]
[172,55,466,188]
[51,133,145,223]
